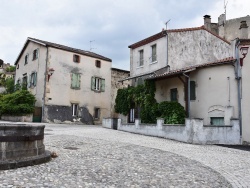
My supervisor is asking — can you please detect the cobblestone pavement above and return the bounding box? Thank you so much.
[0,124,250,187]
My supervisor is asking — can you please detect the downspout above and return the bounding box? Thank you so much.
[182,73,190,118]
[235,39,242,143]
[42,46,49,122]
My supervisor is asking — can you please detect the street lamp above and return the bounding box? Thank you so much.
[48,68,55,81]
[240,46,249,66]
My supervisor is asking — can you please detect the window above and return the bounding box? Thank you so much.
[16,64,19,69]
[139,50,144,66]
[71,73,81,89]
[95,60,101,68]
[190,81,196,100]
[73,54,80,63]
[32,49,39,60]
[71,103,79,116]
[25,54,29,65]
[91,77,105,92]
[170,88,178,101]
[22,74,28,88]
[94,108,100,119]
[151,44,157,62]
[211,117,224,125]
[17,78,21,85]
[29,72,37,87]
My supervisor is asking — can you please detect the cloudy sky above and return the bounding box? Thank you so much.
[0,0,249,70]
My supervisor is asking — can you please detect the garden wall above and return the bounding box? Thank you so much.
[103,118,240,145]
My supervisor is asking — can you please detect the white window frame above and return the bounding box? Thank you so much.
[72,103,79,117]
[138,49,144,67]
[150,44,157,64]
[91,77,105,92]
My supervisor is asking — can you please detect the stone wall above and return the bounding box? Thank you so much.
[1,114,33,122]
[114,118,240,145]
[111,68,130,118]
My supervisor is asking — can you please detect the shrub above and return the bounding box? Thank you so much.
[0,90,36,115]
[158,101,186,124]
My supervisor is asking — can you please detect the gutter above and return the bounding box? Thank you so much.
[42,46,49,122]
[182,72,190,118]
[235,38,243,144]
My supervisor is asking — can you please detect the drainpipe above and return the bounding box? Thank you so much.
[42,46,49,122]
[235,39,242,144]
[182,72,190,118]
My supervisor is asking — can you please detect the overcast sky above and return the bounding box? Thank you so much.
[0,0,249,70]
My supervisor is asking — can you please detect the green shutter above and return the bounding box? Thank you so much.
[76,74,81,88]
[34,72,37,86]
[71,73,81,89]
[190,81,196,100]
[91,76,95,90]
[101,79,105,92]
[28,74,31,88]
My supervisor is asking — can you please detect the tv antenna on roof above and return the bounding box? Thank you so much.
[90,40,96,51]
[165,19,171,30]
[224,0,228,18]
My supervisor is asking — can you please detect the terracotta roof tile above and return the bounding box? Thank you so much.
[148,57,236,80]
[128,26,230,49]
[15,38,112,65]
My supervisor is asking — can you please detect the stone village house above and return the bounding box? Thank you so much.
[14,37,113,124]
[117,15,250,144]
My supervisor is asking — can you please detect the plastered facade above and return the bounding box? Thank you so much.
[15,39,112,124]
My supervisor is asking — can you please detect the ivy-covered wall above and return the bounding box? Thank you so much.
[115,80,185,124]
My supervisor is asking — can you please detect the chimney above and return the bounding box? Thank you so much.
[239,21,248,39]
[204,15,211,31]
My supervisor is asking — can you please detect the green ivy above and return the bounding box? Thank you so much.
[114,80,185,124]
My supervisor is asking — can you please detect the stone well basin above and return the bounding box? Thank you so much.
[0,123,51,170]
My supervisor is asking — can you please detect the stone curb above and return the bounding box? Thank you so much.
[0,150,51,170]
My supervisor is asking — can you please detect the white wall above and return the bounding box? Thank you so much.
[155,64,238,125]
[15,42,47,107]
[46,47,112,123]
[130,36,167,77]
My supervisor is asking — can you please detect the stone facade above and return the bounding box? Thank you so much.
[111,68,130,118]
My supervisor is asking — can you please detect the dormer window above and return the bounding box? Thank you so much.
[95,60,101,68]
[73,54,80,63]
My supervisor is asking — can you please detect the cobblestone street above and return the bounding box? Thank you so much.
[1,124,250,187]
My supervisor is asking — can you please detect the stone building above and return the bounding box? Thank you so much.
[111,68,130,119]
[15,37,112,124]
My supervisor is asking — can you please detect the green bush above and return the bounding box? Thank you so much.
[0,90,36,115]
[115,80,186,124]
[158,101,186,124]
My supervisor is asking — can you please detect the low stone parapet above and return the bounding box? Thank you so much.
[116,118,240,145]
[1,114,33,122]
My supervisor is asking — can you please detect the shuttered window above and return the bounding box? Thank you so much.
[91,76,105,92]
[32,49,39,60]
[28,72,37,88]
[190,81,196,100]
[71,73,81,89]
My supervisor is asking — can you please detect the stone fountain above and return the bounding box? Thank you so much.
[0,123,51,170]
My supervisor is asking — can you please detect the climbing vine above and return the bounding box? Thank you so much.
[115,80,185,124]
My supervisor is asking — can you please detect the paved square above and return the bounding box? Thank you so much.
[1,124,250,187]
